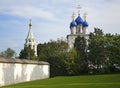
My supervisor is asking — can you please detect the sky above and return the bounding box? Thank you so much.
[0,0,120,55]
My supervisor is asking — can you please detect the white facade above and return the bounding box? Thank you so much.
[24,20,37,56]
[0,58,49,86]
[67,34,77,49]
[67,7,89,49]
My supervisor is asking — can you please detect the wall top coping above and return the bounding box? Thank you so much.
[0,57,49,65]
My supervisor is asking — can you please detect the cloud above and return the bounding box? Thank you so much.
[0,5,56,21]
[80,0,120,30]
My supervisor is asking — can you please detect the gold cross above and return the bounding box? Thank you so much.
[29,19,32,29]
[83,12,88,21]
[71,12,75,20]
[77,5,81,15]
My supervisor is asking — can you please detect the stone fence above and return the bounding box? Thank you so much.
[0,57,50,86]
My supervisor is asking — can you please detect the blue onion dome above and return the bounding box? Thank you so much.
[82,21,89,27]
[70,21,77,28]
[75,16,84,25]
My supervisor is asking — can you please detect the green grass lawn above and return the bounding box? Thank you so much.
[2,74,120,88]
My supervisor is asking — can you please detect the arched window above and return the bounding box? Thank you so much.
[29,45,31,48]
[29,39,31,42]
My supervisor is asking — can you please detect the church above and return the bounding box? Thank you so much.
[67,5,89,49]
[24,5,89,56]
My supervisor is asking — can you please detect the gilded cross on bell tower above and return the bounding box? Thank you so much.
[77,5,81,16]
[29,19,32,29]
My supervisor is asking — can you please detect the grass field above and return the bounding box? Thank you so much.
[2,74,120,88]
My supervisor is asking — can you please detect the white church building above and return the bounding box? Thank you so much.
[67,5,89,49]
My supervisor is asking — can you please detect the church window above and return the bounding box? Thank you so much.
[29,39,31,42]
[29,45,31,48]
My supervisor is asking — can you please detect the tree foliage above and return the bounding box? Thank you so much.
[88,28,120,74]
[0,48,15,58]
[74,36,89,74]
[37,39,78,76]
[19,47,36,60]
[18,28,120,76]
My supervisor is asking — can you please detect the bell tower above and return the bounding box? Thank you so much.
[24,20,37,56]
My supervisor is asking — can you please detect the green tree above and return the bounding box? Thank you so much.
[74,36,89,74]
[19,47,36,60]
[36,28,120,76]
[107,34,120,72]
[88,28,107,74]
[65,48,80,75]
[0,48,15,58]
[88,28,120,74]
[37,39,69,77]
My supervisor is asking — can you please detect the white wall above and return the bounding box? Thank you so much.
[0,62,49,86]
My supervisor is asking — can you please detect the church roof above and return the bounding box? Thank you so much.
[26,20,35,40]
[0,57,49,65]
[82,21,89,27]
[70,21,77,28]
[75,16,83,25]
[27,28,35,39]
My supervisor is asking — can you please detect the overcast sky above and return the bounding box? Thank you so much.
[0,0,120,55]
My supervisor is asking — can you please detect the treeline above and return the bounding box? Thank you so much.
[0,48,16,58]
[19,28,120,77]
[88,28,120,74]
